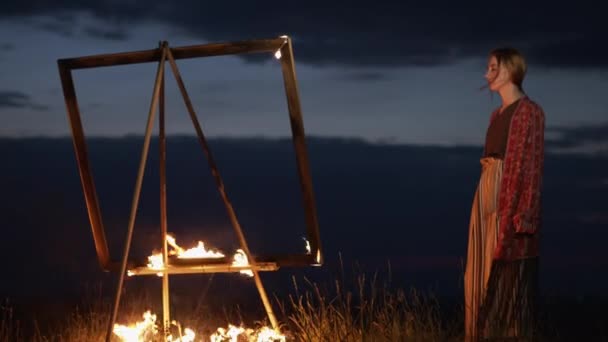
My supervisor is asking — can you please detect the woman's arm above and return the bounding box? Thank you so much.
[507,102,545,235]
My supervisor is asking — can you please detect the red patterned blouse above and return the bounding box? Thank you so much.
[490,96,545,260]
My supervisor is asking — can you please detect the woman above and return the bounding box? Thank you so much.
[464,48,545,341]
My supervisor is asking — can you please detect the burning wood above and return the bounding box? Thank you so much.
[232,249,253,277]
[128,235,255,278]
[167,235,225,259]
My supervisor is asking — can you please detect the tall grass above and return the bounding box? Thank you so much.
[1,302,23,342]
[1,261,598,341]
[278,259,460,342]
[1,268,458,342]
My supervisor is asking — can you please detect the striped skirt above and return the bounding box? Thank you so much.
[464,157,538,341]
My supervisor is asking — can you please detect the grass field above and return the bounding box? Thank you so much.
[2,263,607,341]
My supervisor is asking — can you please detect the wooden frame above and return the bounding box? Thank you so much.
[58,37,323,338]
[57,37,323,272]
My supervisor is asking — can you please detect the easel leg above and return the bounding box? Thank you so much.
[105,43,168,342]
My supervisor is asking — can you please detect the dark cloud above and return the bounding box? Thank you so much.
[0,90,29,108]
[35,19,74,38]
[82,26,128,40]
[547,122,608,149]
[21,11,129,40]
[0,43,15,51]
[2,1,606,69]
[0,90,50,111]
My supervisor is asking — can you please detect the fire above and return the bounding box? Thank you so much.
[210,324,286,342]
[232,249,253,277]
[167,328,195,342]
[140,235,257,278]
[210,324,245,342]
[113,312,196,342]
[257,326,287,342]
[114,312,284,342]
[147,253,164,270]
[129,235,231,277]
[167,235,225,259]
[112,311,157,342]
[303,238,311,254]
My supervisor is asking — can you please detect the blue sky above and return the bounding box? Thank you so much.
[1,2,607,152]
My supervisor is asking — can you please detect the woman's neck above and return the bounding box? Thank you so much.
[498,84,525,110]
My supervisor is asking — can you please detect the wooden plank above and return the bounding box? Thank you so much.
[106,44,168,342]
[256,253,321,267]
[58,38,286,70]
[279,38,324,265]
[57,62,112,271]
[158,52,171,337]
[127,262,279,276]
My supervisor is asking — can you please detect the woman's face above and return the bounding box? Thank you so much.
[485,56,511,91]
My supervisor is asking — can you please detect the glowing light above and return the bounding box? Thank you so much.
[274,35,289,60]
[147,253,164,269]
[232,249,254,277]
[210,324,246,342]
[210,324,285,342]
[147,253,164,277]
[256,326,287,342]
[315,249,322,266]
[304,238,311,254]
[167,327,196,342]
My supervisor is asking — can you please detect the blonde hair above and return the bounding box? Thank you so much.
[490,47,527,91]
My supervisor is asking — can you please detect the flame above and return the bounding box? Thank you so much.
[303,238,311,254]
[180,241,225,259]
[112,311,158,342]
[256,326,287,342]
[210,324,285,342]
[129,235,228,276]
[274,36,288,60]
[115,311,283,342]
[168,235,225,259]
[146,253,164,277]
[113,312,197,342]
[210,324,246,342]
[147,253,164,269]
[167,328,196,342]
[232,249,254,277]
[134,235,258,277]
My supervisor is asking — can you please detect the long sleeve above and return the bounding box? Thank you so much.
[511,105,544,234]
[495,97,545,260]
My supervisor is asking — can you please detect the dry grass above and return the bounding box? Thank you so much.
[2,260,591,341]
[1,303,24,342]
[277,260,460,342]
[1,270,458,342]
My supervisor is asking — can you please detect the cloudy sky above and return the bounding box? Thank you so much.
[1,1,607,149]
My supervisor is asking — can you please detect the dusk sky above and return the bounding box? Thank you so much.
[1,1,607,151]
